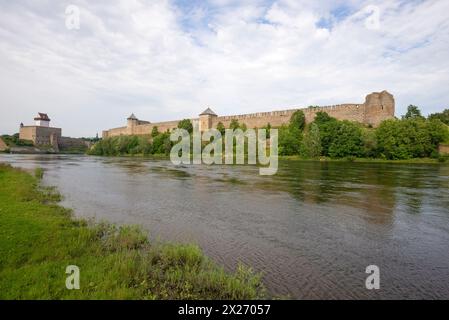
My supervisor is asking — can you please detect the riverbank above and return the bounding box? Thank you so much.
[280,156,449,164]
[0,164,265,299]
[86,152,449,165]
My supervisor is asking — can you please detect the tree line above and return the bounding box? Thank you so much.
[88,106,449,161]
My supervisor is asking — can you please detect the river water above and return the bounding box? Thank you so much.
[1,154,449,299]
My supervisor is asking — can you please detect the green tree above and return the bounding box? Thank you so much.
[278,125,302,156]
[289,110,306,131]
[300,123,321,158]
[362,129,378,158]
[177,119,193,134]
[216,122,225,135]
[375,118,447,159]
[428,109,449,125]
[403,105,424,119]
[229,119,240,130]
[151,126,159,138]
[328,121,364,158]
[312,112,340,156]
[138,136,153,155]
[261,123,272,138]
[152,132,172,155]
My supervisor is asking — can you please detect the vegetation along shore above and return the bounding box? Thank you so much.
[0,164,265,299]
[87,106,449,163]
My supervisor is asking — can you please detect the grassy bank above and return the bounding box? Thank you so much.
[0,164,265,299]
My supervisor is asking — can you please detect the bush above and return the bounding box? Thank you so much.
[312,112,340,156]
[328,121,364,158]
[289,110,306,131]
[278,125,302,156]
[376,118,448,160]
[177,119,193,134]
[300,123,321,158]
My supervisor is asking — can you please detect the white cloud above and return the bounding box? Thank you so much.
[0,0,448,137]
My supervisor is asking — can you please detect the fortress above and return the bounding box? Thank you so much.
[102,91,395,138]
[18,113,90,152]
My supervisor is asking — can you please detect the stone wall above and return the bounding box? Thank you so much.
[19,126,62,145]
[59,137,91,150]
[102,90,395,138]
[439,144,449,155]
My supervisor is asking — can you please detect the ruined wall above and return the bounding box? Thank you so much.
[102,91,395,138]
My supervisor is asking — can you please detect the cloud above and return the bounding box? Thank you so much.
[0,0,448,137]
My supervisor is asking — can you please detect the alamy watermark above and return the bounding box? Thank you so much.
[65,265,80,290]
[363,5,381,30]
[170,125,278,175]
[65,5,80,30]
[365,265,380,290]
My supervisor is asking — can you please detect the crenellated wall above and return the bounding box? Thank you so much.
[102,91,395,138]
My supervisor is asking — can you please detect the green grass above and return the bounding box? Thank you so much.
[0,164,265,299]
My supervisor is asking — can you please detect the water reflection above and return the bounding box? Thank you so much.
[1,154,449,299]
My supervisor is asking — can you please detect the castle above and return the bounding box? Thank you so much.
[19,113,90,152]
[19,113,62,150]
[102,91,395,138]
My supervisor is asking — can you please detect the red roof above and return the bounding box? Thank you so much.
[34,113,50,121]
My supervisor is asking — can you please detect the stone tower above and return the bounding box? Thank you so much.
[363,90,395,127]
[199,107,217,132]
[127,113,138,134]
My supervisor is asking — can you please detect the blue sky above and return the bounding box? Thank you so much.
[0,0,448,137]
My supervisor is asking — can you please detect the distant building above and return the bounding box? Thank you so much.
[19,113,61,150]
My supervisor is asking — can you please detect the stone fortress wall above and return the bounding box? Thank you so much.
[102,91,395,138]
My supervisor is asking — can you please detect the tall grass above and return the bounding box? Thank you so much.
[0,163,265,299]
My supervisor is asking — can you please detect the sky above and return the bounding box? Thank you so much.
[0,0,448,137]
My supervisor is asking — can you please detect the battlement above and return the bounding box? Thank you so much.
[102,91,395,138]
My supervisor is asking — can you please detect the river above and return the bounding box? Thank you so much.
[1,154,449,299]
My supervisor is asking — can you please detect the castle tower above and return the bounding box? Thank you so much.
[127,113,138,134]
[34,113,50,127]
[363,90,395,127]
[199,107,217,132]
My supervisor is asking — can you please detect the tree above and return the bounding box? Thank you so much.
[152,132,172,155]
[216,122,225,135]
[300,123,321,158]
[314,111,333,125]
[178,119,193,134]
[151,126,159,138]
[403,105,424,119]
[230,119,240,130]
[312,112,339,156]
[362,128,378,158]
[138,136,153,155]
[289,110,306,131]
[375,118,447,159]
[428,109,449,125]
[261,123,272,138]
[278,125,302,156]
[328,121,364,158]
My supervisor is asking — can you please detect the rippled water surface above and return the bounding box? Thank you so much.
[2,154,449,299]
